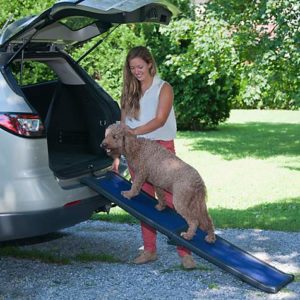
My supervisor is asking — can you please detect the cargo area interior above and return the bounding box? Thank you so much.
[11,55,119,179]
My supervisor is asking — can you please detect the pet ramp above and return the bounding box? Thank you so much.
[81,172,294,293]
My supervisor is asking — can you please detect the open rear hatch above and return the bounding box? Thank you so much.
[0,0,178,49]
[0,0,178,180]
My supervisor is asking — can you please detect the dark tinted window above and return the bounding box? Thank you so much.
[10,60,58,86]
[59,16,97,30]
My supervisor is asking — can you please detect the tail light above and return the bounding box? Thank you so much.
[0,113,45,138]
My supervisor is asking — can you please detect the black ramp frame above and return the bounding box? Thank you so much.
[81,172,294,293]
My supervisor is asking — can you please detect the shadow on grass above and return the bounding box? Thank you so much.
[285,166,300,172]
[92,198,300,232]
[178,122,300,160]
[210,197,300,232]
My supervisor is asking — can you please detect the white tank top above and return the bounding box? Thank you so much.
[125,75,177,141]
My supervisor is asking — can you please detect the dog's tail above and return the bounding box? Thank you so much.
[194,179,216,242]
[193,177,207,203]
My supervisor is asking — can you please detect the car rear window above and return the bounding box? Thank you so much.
[10,60,58,86]
[59,16,97,30]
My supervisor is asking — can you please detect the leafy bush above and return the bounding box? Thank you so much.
[207,0,300,109]
[157,18,238,129]
[0,0,55,26]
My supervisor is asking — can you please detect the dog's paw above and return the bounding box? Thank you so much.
[121,190,133,199]
[205,234,216,244]
[155,203,166,211]
[180,232,193,240]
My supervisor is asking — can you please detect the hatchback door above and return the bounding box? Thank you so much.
[0,0,179,49]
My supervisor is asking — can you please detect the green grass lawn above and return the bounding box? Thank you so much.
[92,110,300,232]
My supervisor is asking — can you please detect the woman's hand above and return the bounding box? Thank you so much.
[122,124,137,135]
[126,127,136,135]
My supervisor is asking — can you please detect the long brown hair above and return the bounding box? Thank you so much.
[121,46,157,119]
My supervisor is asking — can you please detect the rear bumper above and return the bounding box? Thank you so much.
[0,195,110,242]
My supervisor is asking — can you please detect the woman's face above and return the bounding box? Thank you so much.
[129,57,152,82]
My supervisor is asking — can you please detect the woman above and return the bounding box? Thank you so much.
[114,46,196,269]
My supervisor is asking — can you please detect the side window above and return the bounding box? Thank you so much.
[10,60,58,86]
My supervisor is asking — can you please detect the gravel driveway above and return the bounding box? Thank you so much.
[0,220,299,300]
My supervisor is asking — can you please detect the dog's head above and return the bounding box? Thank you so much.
[100,124,126,157]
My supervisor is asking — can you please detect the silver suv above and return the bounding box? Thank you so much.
[0,0,177,241]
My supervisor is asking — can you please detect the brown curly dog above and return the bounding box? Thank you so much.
[101,124,216,243]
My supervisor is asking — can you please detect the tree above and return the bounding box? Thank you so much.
[206,0,300,109]
[156,16,238,129]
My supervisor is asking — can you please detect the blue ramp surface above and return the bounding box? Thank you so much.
[81,172,294,293]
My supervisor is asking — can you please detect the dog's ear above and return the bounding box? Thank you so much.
[105,124,116,134]
[118,124,131,136]
[116,124,125,136]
